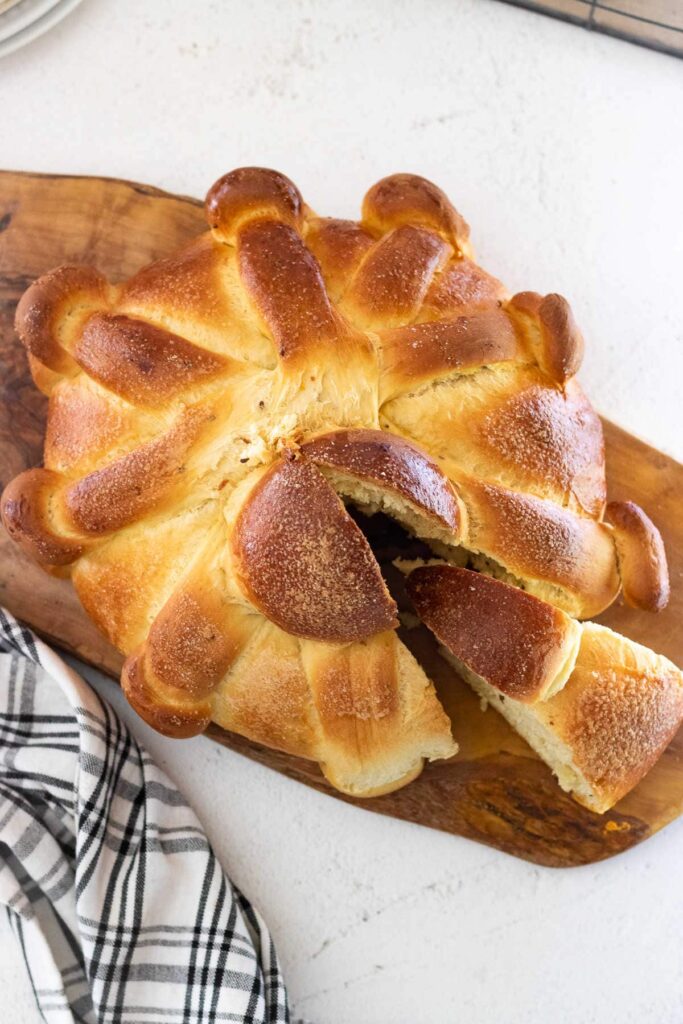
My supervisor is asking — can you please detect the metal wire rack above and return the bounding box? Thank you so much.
[497,1,683,58]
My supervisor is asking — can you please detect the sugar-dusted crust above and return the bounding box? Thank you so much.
[124,569,457,790]
[45,378,138,474]
[544,622,683,811]
[421,258,507,318]
[301,629,457,796]
[118,233,277,367]
[408,565,581,702]
[74,313,230,406]
[436,471,619,618]
[475,378,606,517]
[238,219,346,360]
[342,224,451,329]
[231,455,398,643]
[64,406,213,535]
[378,309,523,402]
[122,576,258,738]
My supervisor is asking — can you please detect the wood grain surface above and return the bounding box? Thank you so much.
[1,170,682,867]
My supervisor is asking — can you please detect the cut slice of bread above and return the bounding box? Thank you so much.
[409,566,683,813]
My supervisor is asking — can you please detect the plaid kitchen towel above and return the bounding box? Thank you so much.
[0,607,297,1024]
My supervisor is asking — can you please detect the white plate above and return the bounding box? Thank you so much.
[0,0,62,43]
[0,0,83,55]
[0,1,24,17]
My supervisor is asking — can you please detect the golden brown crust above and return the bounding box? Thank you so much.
[383,371,608,559]
[145,589,251,700]
[44,381,130,473]
[301,630,457,796]
[15,264,109,376]
[362,173,470,249]
[71,502,220,654]
[231,456,398,643]
[542,623,683,810]
[121,562,259,738]
[65,407,211,535]
[25,353,64,396]
[308,631,398,733]
[408,565,579,702]
[605,501,670,612]
[422,258,508,317]
[507,291,542,320]
[538,294,584,382]
[121,235,220,310]
[477,378,606,517]
[211,622,318,759]
[343,224,450,328]
[509,291,584,384]
[74,314,229,406]
[301,428,460,532]
[304,217,375,301]
[205,166,303,241]
[238,219,344,360]
[118,234,276,368]
[210,624,457,793]
[458,474,620,617]
[121,649,213,738]
[378,309,523,401]
[0,468,84,567]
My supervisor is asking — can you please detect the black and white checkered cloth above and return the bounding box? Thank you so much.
[0,607,298,1024]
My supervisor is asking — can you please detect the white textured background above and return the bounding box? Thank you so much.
[1,1,683,1022]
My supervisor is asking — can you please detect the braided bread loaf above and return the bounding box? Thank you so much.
[0,168,670,799]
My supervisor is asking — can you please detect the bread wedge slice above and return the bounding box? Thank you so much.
[408,565,683,813]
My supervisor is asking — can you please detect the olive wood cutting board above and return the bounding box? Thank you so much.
[1,170,682,868]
